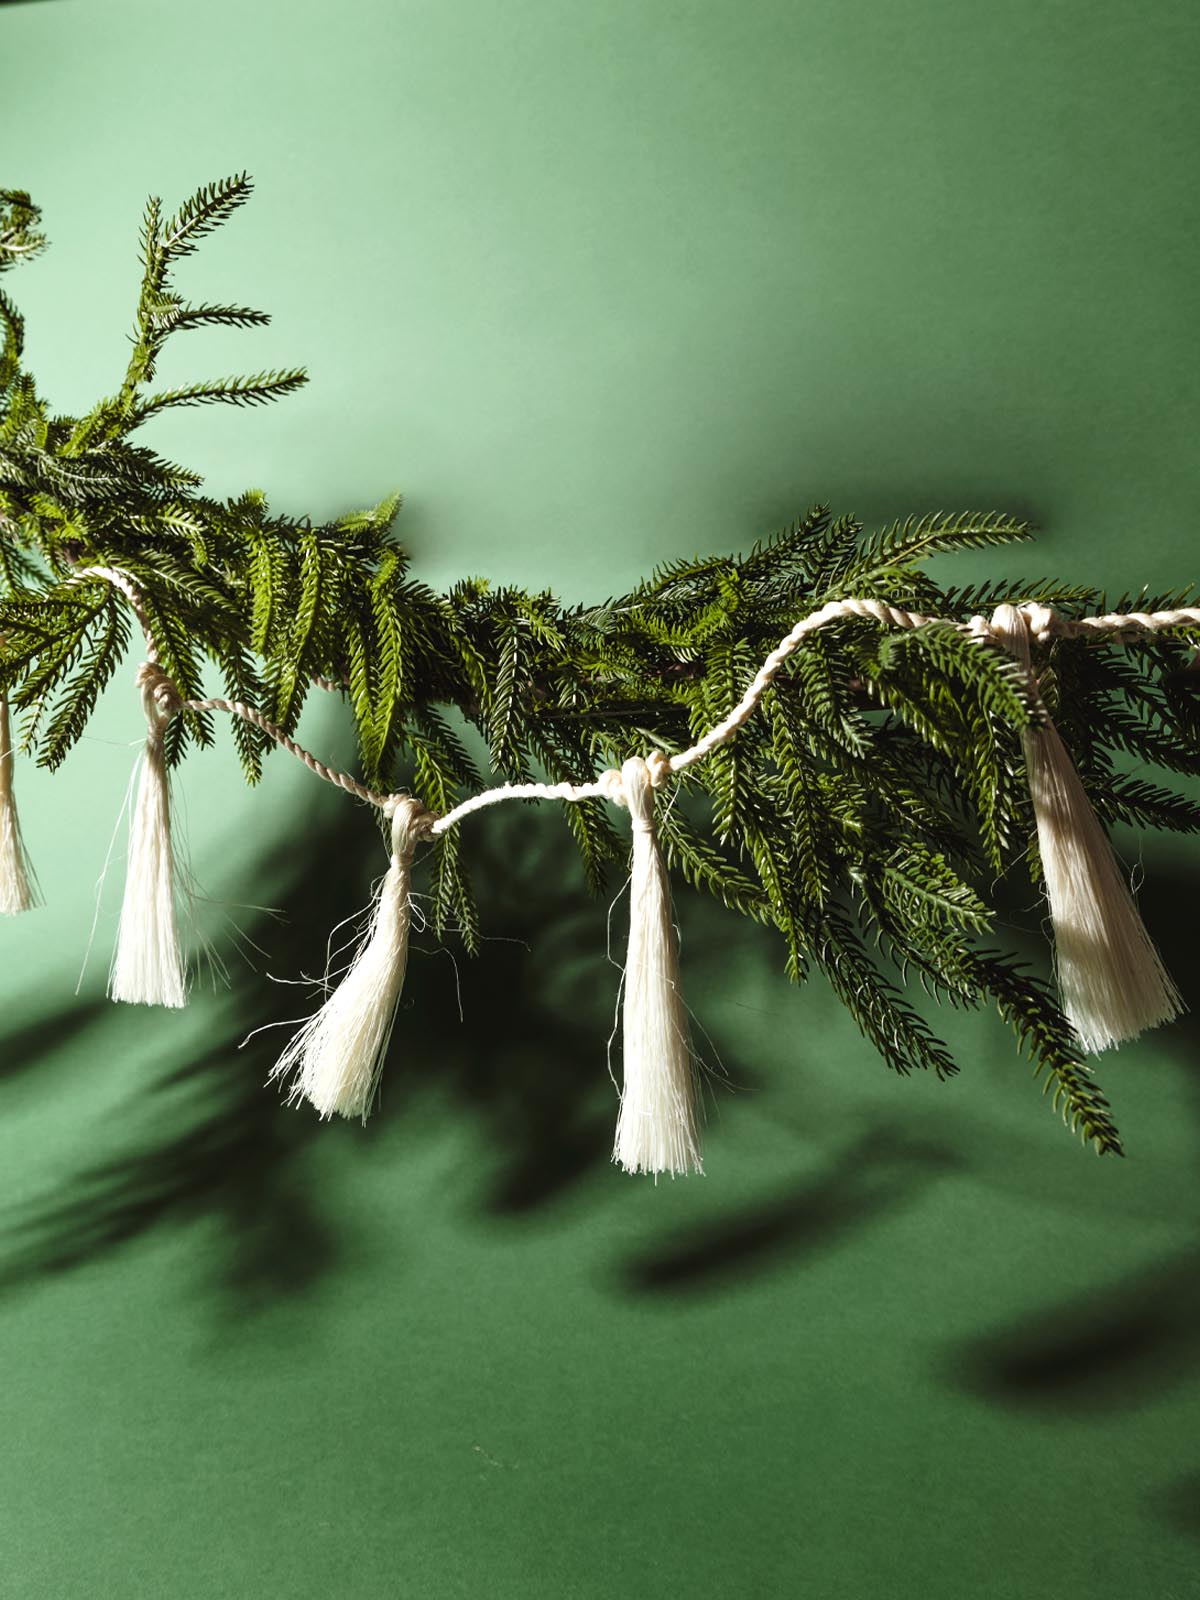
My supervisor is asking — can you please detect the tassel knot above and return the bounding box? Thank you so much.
[987,603,1181,1052]
[136,661,183,725]
[1017,601,1058,646]
[599,748,673,813]
[644,748,673,789]
[383,792,436,845]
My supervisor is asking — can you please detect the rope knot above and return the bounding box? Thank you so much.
[967,603,1059,653]
[383,794,437,854]
[644,749,673,789]
[1018,602,1058,645]
[135,661,182,728]
[598,752,672,816]
[965,613,994,643]
[618,757,658,834]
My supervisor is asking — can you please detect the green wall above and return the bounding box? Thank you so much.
[2,2,1198,1595]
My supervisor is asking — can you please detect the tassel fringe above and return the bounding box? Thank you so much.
[0,694,39,915]
[109,664,187,1008]
[612,755,703,1176]
[989,604,1181,1052]
[271,796,429,1121]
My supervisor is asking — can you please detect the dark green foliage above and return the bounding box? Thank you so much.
[3,180,1200,1156]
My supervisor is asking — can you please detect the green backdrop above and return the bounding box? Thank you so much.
[2,1,1198,1595]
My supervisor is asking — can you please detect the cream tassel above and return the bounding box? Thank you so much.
[0,693,39,914]
[989,603,1181,1052]
[271,796,429,1121]
[109,662,187,1008]
[612,755,703,1176]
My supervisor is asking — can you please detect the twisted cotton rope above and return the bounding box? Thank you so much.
[73,566,160,662]
[186,692,396,810]
[75,568,1200,825]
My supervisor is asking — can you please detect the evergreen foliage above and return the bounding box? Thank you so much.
[4,178,1200,1156]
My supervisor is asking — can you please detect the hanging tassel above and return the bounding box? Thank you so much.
[0,692,39,915]
[611,755,702,1176]
[109,662,187,1008]
[988,603,1181,1052]
[271,796,430,1121]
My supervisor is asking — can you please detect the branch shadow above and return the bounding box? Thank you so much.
[940,851,1200,1530]
[947,1245,1200,1417]
[0,996,109,1082]
[396,800,769,1214]
[0,800,362,1310]
[0,793,760,1308]
[1151,1471,1200,1544]
[396,809,621,1212]
[618,1121,961,1295]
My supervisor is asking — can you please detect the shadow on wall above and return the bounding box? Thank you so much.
[941,856,1200,1543]
[0,795,762,1306]
[618,1121,961,1294]
[602,864,1093,1302]
[0,802,352,1310]
[5,787,1200,1462]
[0,780,965,1311]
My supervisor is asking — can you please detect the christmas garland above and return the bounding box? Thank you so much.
[3,176,1200,1172]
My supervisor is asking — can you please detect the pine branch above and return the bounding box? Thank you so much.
[132,369,308,423]
[161,173,255,259]
[1,175,1195,1161]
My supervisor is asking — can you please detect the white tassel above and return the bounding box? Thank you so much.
[0,693,39,914]
[612,755,703,1176]
[271,797,429,1121]
[989,604,1181,1052]
[109,663,187,1008]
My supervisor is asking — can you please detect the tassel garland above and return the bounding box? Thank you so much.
[14,565,1197,1168]
[109,663,188,1008]
[612,755,702,1176]
[271,796,429,1121]
[0,693,38,915]
[988,604,1182,1052]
